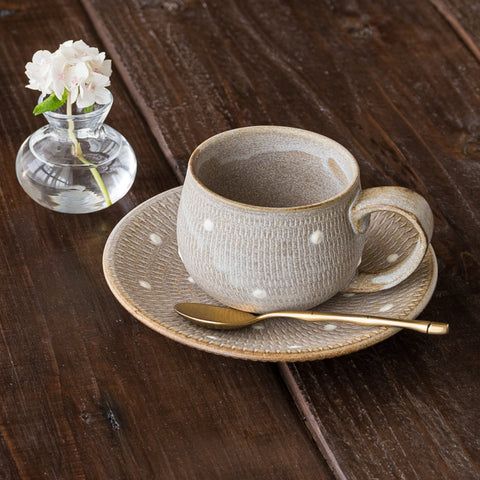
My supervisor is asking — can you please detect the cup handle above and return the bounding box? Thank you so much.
[346,186,434,293]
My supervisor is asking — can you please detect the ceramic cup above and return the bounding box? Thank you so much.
[176,126,433,313]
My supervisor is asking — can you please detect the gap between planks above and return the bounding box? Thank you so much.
[79,0,185,184]
[78,2,364,474]
[77,3,339,474]
[77,2,480,477]
[278,362,348,480]
[429,0,480,63]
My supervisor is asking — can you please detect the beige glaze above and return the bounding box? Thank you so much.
[176,126,433,313]
[102,187,438,362]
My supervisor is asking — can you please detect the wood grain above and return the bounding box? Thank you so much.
[82,0,480,275]
[0,1,332,478]
[79,0,480,478]
[430,0,480,62]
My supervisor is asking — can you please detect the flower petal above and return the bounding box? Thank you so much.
[25,40,112,107]
[64,62,89,90]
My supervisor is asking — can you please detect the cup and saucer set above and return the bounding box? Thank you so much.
[103,126,438,361]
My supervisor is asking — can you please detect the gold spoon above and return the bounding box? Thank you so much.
[174,303,449,334]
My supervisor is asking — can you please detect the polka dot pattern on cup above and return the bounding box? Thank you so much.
[103,187,438,362]
[253,288,267,299]
[309,230,324,244]
[203,218,214,231]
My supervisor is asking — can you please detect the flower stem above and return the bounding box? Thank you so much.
[66,93,112,206]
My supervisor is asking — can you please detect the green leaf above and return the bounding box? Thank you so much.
[33,90,68,115]
[83,105,94,113]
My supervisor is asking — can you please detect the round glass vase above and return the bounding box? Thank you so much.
[16,91,137,213]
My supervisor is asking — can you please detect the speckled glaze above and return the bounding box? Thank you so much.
[177,126,433,313]
[102,187,438,362]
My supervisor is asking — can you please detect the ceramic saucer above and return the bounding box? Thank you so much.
[103,187,437,362]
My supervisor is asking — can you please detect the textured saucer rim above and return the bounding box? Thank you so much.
[103,186,438,362]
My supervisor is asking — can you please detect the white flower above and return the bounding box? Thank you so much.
[25,50,54,94]
[77,72,111,108]
[59,40,99,64]
[89,53,112,77]
[50,51,69,100]
[63,61,90,103]
[25,40,112,109]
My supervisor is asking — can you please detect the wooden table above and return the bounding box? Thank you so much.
[1,1,479,478]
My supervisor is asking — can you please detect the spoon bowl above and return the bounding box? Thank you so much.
[174,303,449,334]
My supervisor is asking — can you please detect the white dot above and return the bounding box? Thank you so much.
[309,230,324,244]
[379,303,394,312]
[178,249,183,261]
[139,280,151,290]
[187,276,195,284]
[149,233,162,245]
[343,293,355,297]
[253,288,267,299]
[203,218,214,231]
[387,253,399,263]
[323,324,337,331]
[252,324,265,330]
[357,256,362,267]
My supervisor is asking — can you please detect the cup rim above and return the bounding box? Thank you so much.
[188,125,360,212]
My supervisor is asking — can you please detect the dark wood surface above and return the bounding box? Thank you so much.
[0,0,479,478]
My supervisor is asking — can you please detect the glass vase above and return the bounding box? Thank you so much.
[16,91,137,213]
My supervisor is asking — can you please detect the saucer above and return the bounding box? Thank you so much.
[103,187,438,362]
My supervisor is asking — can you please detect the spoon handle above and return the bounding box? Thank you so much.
[256,311,449,335]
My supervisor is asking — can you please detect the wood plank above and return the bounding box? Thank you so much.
[429,0,480,62]
[0,1,332,478]
[82,0,480,274]
[80,0,480,478]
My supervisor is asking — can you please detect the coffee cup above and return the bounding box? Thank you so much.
[176,126,433,313]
